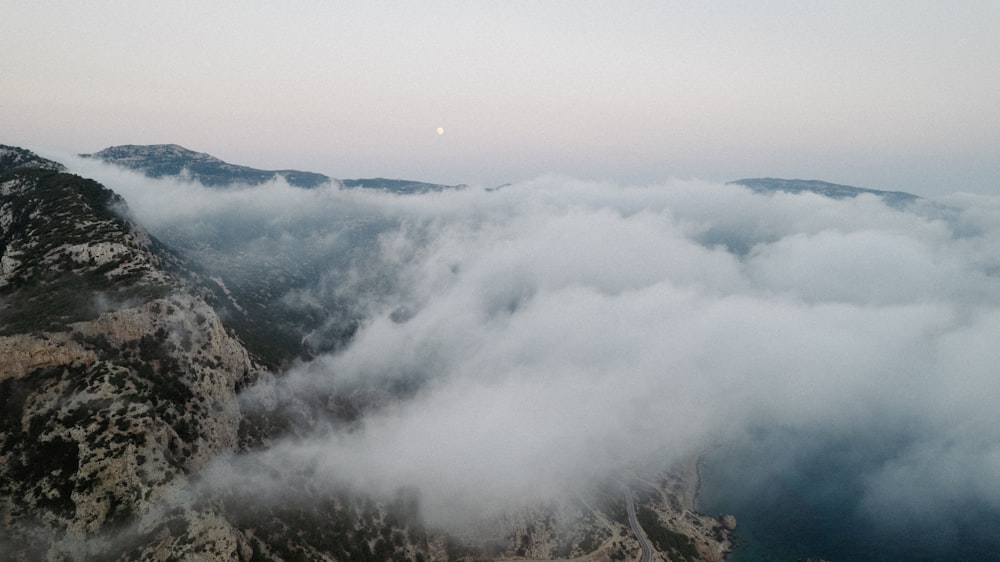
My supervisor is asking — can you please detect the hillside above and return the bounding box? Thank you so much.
[340,177,466,194]
[0,145,267,558]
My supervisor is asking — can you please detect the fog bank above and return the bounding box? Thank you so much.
[68,158,1000,536]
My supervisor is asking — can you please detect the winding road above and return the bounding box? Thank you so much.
[625,493,653,562]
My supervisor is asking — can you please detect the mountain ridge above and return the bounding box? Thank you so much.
[82,145,919,203]
[729,177,919,206]
[82,144,465,193]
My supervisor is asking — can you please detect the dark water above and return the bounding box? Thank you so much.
[696,428,1000,562]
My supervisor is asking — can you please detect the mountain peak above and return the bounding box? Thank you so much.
[0,145,65,173]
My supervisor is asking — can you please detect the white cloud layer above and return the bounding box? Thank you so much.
[69,158,1000,537]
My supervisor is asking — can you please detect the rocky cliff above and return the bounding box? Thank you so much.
[0,145,268,559]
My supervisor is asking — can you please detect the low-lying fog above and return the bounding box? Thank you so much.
[67,156,1000,551]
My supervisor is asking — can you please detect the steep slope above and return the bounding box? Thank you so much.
[1,149,173,334]
[0,146,264,559]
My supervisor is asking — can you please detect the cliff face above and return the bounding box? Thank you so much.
[0,147,173,334]
[0,146,264,559]
[0,297,261,559]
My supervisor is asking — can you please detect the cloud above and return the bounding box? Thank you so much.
[65,158,1000,543]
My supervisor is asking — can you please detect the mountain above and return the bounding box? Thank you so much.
[340,177,466,194]
[81,144,464,193]
[2,144,733,561]
[0,146,450,561]
[0,147,174,334]
[77,145,462,367]
[80,144,331,188]
[1,145,66,173]
[729,177,919,206]
[0,145,265,558]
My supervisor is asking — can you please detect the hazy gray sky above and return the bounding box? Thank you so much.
[5,1,999,195]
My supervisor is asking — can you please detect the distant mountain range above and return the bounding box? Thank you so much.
[729,177,919,206]
[339,177,467,194]
[81,144,465,193]
[81,145,918,204]
[80,144,331,188]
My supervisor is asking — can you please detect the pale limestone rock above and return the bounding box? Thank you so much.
[0,333,96,380]
[0,250,20,284]
[64,241,131,267]
[1,288,267,560]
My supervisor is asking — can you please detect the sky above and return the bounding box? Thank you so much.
[4,1,1000,194]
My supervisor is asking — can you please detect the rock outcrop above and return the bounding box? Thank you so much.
[0,147,262,559]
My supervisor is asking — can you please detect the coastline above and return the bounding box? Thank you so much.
[645,455,736,562]
[682,454,703,513]
[690,452,738,560]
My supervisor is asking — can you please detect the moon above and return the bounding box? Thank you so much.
[436,127,444,135]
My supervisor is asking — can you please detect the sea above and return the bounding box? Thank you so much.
[695,429,1000,562]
